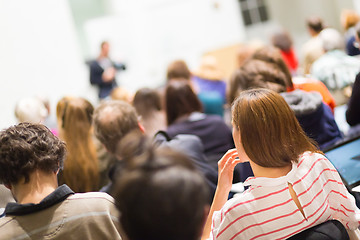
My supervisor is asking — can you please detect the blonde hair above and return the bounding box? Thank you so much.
[341,9,360,30]
[56,96,99,192]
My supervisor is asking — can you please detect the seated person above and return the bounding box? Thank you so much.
[201,89,360,240]
[0,123,122,240]
[114,133,210,240]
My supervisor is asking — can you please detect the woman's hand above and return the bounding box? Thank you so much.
[217,149,241,193]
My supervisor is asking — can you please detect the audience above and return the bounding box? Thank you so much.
[311,28,360,105]
[201,88,360,240]
[0,123,122,239]
[56,96,99,192]
[4,11,360,238]
[114,132,209,240]
[93,100,218,202]
[230,59,342,150]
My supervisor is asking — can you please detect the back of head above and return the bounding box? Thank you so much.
[15,97,48,123]
[0,123,65,185]
[114,133,209,240]
[252,46,293,89]
[319,28,345,52]
[306,16,324,33]
[110,87,132,103]
[341,9,360,30]
[165,80,202,125]
[193,55,224,80]
[228,59,287,104]
[56,97,94,140]
[56,96,98,192]
[271,29,293,52]
[231,88,318,167]
[133,88,162,118]
[166,60,191,80]
[93,100,139,154]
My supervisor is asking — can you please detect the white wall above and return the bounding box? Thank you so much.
[84,0,245,92]
[0,0,94,130]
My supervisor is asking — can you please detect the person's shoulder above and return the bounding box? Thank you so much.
[67,192,116,207]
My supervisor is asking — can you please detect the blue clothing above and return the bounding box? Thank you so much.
[192,76,226,117]
[281,90,342,150]
[166,112,234,156]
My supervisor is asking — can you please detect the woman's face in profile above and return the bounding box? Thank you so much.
[232,126,250,163]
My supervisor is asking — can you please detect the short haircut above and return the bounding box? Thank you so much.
[228,59,287,104]
[232,88,318,168]
[114,133,209,240]
[165,80,202,125]
[93,100,139,154]
[166,60,191,80]
[306,16,324,33]
[252,46,293,89]
[133,88,162,118]
[271,30,293,52]
[0,123,66,185]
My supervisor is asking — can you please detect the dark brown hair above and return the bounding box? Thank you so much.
[165,80,202,125]
[306,16,324,33]
[271,30,293,52]
[252,46,293,89]
[114,133,209,240]
[93,100,140,154]
[232,88,319,167]
[0,123,66,185]
[166,60,191,80]
[228,59,287,104]
[56,96,99,192]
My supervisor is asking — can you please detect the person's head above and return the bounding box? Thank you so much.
[165,80,202,126]
[0,123,66,186]
[56,96,98,192]
[110,87,132,103]
[114,133,209,240]
[193,55,224,80]
[271,29,293,52]
[93,100,140,154]
[166,60,191,81]
[228,59,287,104]
[15,97,48,124]
[306,16,324,36]
[231,88,318,168]
[252,46,293,89]
[341,9,360,30]
[100,41,110,57]
[319,28,345,52]
[133,88,162,118]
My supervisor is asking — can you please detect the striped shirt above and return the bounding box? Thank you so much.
[209,152,360,240]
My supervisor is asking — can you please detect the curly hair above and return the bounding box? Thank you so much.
[0,122,66,185]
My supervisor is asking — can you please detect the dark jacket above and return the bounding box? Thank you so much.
[282,90,342,150]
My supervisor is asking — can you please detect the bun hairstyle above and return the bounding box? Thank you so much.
[114,131,209,240]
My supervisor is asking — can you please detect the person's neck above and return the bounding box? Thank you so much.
[12,170,58,204]
[250,161,292,178]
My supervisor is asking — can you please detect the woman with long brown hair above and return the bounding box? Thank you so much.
[202,88,360,240]
[56,96,99,192]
